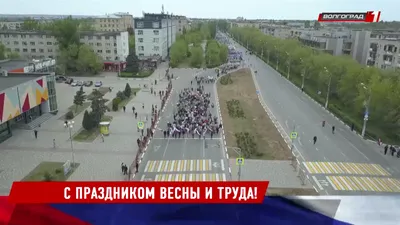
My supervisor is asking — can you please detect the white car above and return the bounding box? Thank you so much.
[71,81,78,86]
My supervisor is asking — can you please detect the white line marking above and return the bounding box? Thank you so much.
[221,159,225,171]
[140,175,145,181]
[316,148,319,151]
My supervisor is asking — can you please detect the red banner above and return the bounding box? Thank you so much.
[8,181,269,204]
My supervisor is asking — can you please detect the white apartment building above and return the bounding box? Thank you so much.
[134,13,176,60]
[92,13,134,32]
[0,31,129,61]
[0,21,23,30]
[365,30,400,70]
[173,16,190,35]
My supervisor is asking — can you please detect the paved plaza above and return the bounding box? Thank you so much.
[136,68,230,182]
[0,64,171,194]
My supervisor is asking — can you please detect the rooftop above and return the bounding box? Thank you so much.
[0,30,125,37]
[0,60,29,72]
[0,76,38,91]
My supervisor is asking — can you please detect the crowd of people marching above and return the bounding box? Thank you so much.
[162,75,222,139]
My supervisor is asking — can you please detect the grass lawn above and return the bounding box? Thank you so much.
[119,70,154,78]
[73,115,113,142]
[217,68,292,160]
[22,161,80,181]
[86,87,110,100]
[107,88,141,110]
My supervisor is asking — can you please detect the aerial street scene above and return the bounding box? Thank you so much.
[0,1,400,221]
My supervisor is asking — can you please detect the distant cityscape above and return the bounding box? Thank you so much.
[0,12,400,71]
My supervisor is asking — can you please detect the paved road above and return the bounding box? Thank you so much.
[224,34,400,195]
[136,69,229,182]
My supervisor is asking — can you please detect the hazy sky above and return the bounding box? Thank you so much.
[0,0,397,21]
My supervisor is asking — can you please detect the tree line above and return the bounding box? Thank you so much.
[230,27,400,143]
[169,21,228,68]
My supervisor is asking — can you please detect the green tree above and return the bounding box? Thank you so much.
[76,44,103,74]
[124,83,132,97]
[73,86,86,112]
[51,17,80,50]
[128,35,135,52]
[7,51,20,59]
[0,43,6,60]
[90,89,108,126]
[205,40,226,68]
[79,19,95,31]
[169,39,188,67]
[124,52,139,73]
[21,18,40,30]
[82,110,94,130]
[229,26,400,143]
[189,46,203,68]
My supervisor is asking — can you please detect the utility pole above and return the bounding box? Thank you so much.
[291,125,296,154]
[267,50,270,63]
[287,59,291,79]
[325,70,332,109]
[301,68,306,90]
[361,85,371,137]
[261,47,264,58]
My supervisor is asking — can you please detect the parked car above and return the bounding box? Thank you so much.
[76,81,83,86]
[71,81,78,86]
[84,81,93,87]
[65,78,74,84]
[94,81,103,87]
[56,76,67,82]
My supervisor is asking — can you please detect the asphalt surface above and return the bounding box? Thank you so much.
[225,34,400,195]
[136,69,229,182]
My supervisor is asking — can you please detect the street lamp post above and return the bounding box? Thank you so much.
[64,120,75,167]
[360,83,371,138]
[285,52,291,79]
[226,146,243,181]
[267,50,270,64]
[324,67,331,109]
[300,58,306,90]
[274,46,279,71]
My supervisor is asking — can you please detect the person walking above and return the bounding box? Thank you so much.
[313,136,317,145]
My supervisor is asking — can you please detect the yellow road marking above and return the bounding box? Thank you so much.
[330,162,344,174]
[303,162,316,173]
[310,162,322,173]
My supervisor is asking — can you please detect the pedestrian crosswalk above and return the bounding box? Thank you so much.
[303,162,390,176]
[326,176,400,192]
[144,160,212,173]
[154,173,227,181]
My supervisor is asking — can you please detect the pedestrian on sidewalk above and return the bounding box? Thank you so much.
[132,106,135,113]
[101,133,104,142]
[34,130,38,139]
[121,163,125,173]
[123,106,126,112]
[142,103,144,109]
[137,138,140,147]
[135,112,138,119]
[53,139,56,148]
[384,145,388,155]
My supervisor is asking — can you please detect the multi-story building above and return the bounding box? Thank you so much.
[92,13,134,32]
[172,16,190,35]
[363,30,400,70]
[0,13,134,32]
[0,30,129,61]
[0,21,23,30]
[0,70,58,143]
[134,13,176,60]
